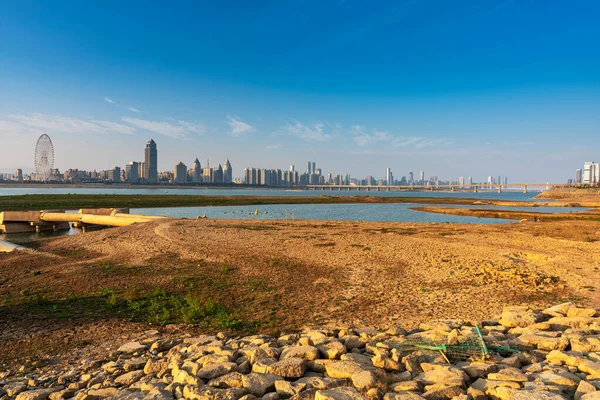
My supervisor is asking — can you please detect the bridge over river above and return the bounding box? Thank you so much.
[305,183,566,194]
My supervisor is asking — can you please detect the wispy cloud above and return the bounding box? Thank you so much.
[122,117,204,139]
[349,125,452,149]
[127,106,140,113]
[227,116,254,137]
[284,122,332,141]
[0,120,30,136]
[266,144,282,150]
[104,97,115,104]
[7,113,135,135]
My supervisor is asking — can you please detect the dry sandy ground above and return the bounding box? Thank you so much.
[1,218,600,369]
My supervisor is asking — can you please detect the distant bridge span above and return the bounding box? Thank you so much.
[305,183,567,194]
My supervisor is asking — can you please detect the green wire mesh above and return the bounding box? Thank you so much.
[387,326,490,363]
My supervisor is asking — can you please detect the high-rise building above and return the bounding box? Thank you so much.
[125,161,139,183]
[575,169,582,185]
[174,162,187,184]
[386,168,393,186]
[468,176,472,187]
[419,171,424,183]
[290,165,295,172]
[307,161,312,175]
[107,166,121,182]
[192,158,201,183]
[312,162,316,175]
[408,172,414,184]
[15,169,23,182]
[458,176,464,187]
[144,139,158,183]
[223,159,232,183]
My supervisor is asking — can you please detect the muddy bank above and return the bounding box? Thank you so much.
[1,218,599,368]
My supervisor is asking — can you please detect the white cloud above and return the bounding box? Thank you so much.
[266,144,282,150]
[127,106,140,113]
[284,122,332,141]
[7,113,136,135]
[348,124,452,149]
[0,120,29,136]
[104,97,115,104]
[227,116,254,137]
[122,117,204,138]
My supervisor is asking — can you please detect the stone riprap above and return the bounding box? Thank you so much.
[2,303,600,399]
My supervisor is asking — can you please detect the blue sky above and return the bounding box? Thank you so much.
[1,0,599,182]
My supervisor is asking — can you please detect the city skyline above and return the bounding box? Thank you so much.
[1,1,599,182]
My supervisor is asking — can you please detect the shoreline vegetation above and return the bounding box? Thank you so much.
[0,191,598,210]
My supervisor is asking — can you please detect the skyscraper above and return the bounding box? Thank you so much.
[575,169,582,185]
[419,170,425,183]
[223,159,232,183]
[192,158,201,183]
[386,167,393,186]
[144,139,158,183]
[174,162,187,184]
[126,161,139,183]
[408,171,414,184]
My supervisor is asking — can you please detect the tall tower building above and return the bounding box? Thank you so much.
[192,158,201,183]
[386,168,393,186]
[144,139,158,183]
[408,171,414,184]
[223,159,232,183]
[419,170,425,183]
[307,161,312,175]
[174,162,187,184]
[126,161,139,183]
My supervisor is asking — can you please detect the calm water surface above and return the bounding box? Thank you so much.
[0,186,544,202]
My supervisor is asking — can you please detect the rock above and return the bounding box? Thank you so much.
[372,355,402,371]
[414,366,468,386]
[462,362,498,378]
[296,376,349,390]
[183,385,245,400]
[422,385,465,399]
[508,391,568,399]
[516,333,570,351]
[351,370,378,391]
[241,373,282,396]
[267,357,307,378]
[317,341,348,359]
[87,387,119,397]
[571,336,600,353]
[118,342,148,354]
[576,381,598,400]
[581,393,600,400]
[488,367,529,382]
[384,393,425,399]
[568,308,597,318]
[538,370,579,387]
[115,370,145,386]
[543,303,575,318]
[5,382,27,397]
[49,388,76,399]
[325,360,365,379]
[275,380,307,397]
[197,362,237,380]
[389,380,422,392]
[208,372,245,388]
[124,358,147,372]
[15,388,62,400]
[281,346,320,361]
[315,387,364,400]
[499,307,540,328]
[144,359,169,376]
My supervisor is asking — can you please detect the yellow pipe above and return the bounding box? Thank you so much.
[80,214,151,227]
[112,213,166,220]
[40,212,79,223]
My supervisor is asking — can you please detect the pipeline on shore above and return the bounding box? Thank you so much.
[0,208,165,235]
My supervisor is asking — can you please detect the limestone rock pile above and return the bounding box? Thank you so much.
[3,303,600,399]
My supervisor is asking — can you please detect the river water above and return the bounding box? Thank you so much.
[0,186,542,202]
[0,186,576,243]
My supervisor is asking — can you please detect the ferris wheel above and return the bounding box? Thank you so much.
[35,134,54,181]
